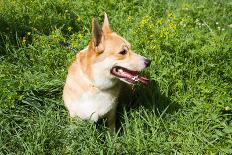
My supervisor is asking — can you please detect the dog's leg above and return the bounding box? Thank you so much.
[107,108,117,132]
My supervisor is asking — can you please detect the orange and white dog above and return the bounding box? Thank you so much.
[63,13,150,131]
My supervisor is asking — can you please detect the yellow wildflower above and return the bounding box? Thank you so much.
[127,16,133,22]
[67,26,72,32]
[76,16,81,22]
[149,23,155,29]
[22,37,26,44]
[140,16,149,28]
[78,34,83,40]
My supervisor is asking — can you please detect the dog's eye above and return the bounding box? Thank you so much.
[119,50,127,55]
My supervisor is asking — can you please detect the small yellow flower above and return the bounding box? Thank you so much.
[71,42,78,48]
[67,26,72,31]
[167,12,176,19]
[76,16,81,22]
[169,23,177,30]
[149,23,155,29]
[127,16,133,22]
[78,34,83,40]
[22,37,26,44]
[27,32,31,36]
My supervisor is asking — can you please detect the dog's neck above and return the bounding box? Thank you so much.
[76,47,117,91]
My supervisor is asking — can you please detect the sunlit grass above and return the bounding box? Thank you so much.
[0,0,232,154]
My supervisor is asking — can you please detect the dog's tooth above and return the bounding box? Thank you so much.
[132,75,139,81]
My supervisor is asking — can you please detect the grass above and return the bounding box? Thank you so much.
[0,0,232,154]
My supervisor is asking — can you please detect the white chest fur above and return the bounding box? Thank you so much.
[66,86,120,122]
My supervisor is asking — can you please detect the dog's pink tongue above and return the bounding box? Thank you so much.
[119,69,133,79]
[118,68,150,85]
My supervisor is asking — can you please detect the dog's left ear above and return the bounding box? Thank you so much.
[102,13,112,34]
[92,17,103,48]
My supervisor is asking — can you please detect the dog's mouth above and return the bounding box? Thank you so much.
[110,66,149,84]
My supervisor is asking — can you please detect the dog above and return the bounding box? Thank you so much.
[63,13,151,131]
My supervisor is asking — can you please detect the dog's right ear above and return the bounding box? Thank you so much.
[102,13,112,34]
[92,17,103,48]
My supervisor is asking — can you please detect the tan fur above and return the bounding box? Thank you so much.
[63,13,148,131]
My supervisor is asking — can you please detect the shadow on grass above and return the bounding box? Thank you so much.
[119,80,181,113]
[115,80,181,130]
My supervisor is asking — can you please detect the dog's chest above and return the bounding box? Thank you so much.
[86,91,116,112]
[73,86,120,121]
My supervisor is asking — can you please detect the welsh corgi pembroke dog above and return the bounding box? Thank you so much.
[63,13,151,131]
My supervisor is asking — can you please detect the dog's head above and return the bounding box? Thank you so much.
[83,13,151,89]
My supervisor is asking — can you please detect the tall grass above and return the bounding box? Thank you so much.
[0,0,232,154]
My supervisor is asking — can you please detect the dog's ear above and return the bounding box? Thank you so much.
[92,17,103,47]
[102,13,112,33]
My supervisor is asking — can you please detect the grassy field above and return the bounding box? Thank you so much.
[0,0,232,154]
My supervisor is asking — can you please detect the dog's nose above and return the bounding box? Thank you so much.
[144,59,151,67]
